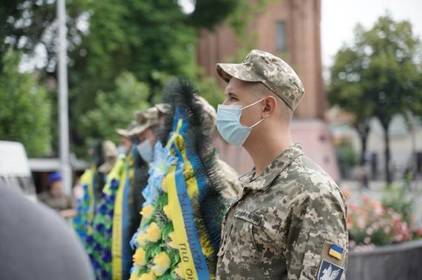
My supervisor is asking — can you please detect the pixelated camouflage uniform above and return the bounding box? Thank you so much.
[216,144,348,280]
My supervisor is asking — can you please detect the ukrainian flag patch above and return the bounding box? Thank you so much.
[328,244,344,260]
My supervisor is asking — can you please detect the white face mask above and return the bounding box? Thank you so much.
[136,139,154,163]
[117,145,128,155]
[216,98,265,146]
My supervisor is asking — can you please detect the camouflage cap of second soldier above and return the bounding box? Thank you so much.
[216,49,305,111]
[128,103,171,136]
[116,121,136,137]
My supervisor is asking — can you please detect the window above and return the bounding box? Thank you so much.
[276,21,287,52]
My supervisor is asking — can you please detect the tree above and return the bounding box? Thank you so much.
[68,0,249,152]
[0,0,89,74]
[78,72,149,149]
[0,50,51,156]
[1,0,244,156]
[186,0,239,29]
[328,14,422,183]
[328,47,374,166]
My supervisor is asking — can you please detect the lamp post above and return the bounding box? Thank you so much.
[57,0,72,195]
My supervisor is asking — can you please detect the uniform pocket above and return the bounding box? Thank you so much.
[233,210,262,250]
[217,223,233,257]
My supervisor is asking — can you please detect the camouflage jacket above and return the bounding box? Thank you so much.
[216,144,348,280]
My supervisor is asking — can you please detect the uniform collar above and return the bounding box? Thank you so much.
[239,143,303,191]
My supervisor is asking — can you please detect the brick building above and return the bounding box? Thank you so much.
[198,0,340,180]
[197,0,325,119]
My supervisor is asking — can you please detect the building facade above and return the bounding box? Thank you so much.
[197,0,325,119]
[198,0,340,180]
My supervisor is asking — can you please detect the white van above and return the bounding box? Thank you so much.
[0,141,37,201]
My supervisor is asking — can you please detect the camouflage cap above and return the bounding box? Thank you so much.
[98,140,117,173]
[216,49,305,111]
[129,106,161,136]
[155,103,171,115]
[116,121,137,137]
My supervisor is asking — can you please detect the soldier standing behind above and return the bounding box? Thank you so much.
[39,172,74,218]
[215,49,348,280]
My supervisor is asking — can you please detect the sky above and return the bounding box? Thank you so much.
[321,0,422,69]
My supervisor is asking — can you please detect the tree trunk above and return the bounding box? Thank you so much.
[381,122,392,184]
[356,121,370,166]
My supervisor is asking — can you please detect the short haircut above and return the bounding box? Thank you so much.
[251,82,293,122]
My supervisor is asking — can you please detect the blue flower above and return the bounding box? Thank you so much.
[142,142,176,206]
[102,250,112,262]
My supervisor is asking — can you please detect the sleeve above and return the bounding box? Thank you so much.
[285,190,348,280]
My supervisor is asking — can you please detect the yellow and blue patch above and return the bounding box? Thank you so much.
[328,244,344,261]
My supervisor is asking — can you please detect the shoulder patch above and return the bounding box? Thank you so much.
[328,244,344,260]
[321,243,345,265]
[317,260,344,280]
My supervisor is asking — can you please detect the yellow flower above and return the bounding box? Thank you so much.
[167,231,178,249]
[133,248,146,266]
[146,222,161,242]
[151,252,171,276]
[137,233,148,246]
[163,204,171,219]
[140,205,154,219]
[162,181,168,193]
[129,272,138,280]
[139,271,156,280]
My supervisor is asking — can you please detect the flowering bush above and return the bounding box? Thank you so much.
[342,183,420,250]
[346,194,412,248]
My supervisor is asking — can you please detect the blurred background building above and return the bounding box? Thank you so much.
[197,0,339,180]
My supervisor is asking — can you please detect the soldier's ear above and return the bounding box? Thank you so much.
[261,95,277,118]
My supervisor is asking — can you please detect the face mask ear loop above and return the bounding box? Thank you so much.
[239,98,266,129]
[249,118,265,129]
[240,98,266,111]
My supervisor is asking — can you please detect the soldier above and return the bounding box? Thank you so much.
[39,172,74,218]
[215,49,348,280]
[130,104,171,163]
[116,123,135,156]
[97,140,118,174]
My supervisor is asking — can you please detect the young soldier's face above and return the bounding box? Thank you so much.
[223,77,266,128]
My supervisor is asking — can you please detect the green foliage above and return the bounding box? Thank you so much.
[188,0,238,29]
[335,139,358,178]
[1,0,242,155]
[382,183,414,225]
[328,47,374,125]
[69,0,196,111]
[69,0,226,152]
[0,0,89,73]
[0,50,51,156]
[329,14,422,124]
[79,72,149,147]
[328,14,422,182]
